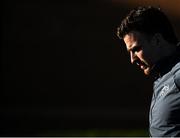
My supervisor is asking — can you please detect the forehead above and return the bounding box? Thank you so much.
[123,31,143,49]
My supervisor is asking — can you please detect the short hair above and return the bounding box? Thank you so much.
[117,6,178,44]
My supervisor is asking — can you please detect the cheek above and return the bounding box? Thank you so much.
[137,51,145,60]
[142,45,155,61]
[142,51,154,65]
[138,51,151,64]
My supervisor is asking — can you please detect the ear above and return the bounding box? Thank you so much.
[151,33,163,46]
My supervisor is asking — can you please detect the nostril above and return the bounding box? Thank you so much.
[131,57,137,64]
[130,59,134,64]
[130,52,137,64]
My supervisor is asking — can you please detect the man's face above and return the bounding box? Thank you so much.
[123,31,159,75]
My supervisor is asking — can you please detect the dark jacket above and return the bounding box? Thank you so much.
[149,47,180,137]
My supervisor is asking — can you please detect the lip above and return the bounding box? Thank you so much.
[135,61,147,70]
[140,65,145,69]
[140,65,147,70]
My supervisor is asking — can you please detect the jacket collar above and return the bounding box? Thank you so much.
[152,46,180,79]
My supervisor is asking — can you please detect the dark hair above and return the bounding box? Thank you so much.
[117,6,178,44]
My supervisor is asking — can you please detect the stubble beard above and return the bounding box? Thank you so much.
[143,64,155,76]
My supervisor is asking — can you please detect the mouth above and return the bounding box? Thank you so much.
[140,65,147,70]
[136,61,148,70]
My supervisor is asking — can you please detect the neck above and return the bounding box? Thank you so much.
[151,45,180,79]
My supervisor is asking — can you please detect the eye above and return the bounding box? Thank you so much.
[132,46,142,53]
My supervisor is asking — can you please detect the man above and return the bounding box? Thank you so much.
[117,6,180,137]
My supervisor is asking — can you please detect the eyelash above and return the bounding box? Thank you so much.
[132,46,142,53]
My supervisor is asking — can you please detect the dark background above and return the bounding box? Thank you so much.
[2,0,180,136]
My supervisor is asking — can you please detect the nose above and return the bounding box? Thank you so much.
[130,52,137,64]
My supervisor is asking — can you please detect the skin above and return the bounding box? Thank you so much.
[123,31,176,75]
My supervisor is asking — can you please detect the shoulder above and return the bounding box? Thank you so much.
[172,62,180,88]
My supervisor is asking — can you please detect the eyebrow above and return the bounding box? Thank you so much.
[127,44,137,52]
[127,43,142,53]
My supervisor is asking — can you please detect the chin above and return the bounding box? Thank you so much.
[143,68,151,75]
